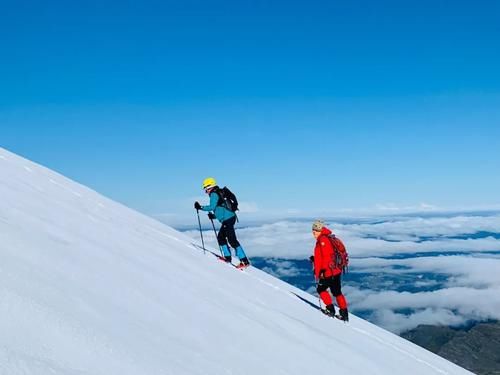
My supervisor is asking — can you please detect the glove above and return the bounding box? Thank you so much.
[194,201,202,210]
[208,212,216,220]
[319,269,326,279]
[309,255,314,263]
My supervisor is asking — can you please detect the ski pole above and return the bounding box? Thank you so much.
[209,217,224,258]
[314,277,322,310]
[317,283,322,310]
[311,257,322,310]
[196,209,206,254]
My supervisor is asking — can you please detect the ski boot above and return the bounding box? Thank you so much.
[324,304,336,317]
[236,257,250,269]
[339,308,349,322]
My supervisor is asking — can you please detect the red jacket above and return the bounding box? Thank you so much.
[313,227,341,279]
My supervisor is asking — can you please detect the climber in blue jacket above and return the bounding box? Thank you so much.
[195,177,250,268]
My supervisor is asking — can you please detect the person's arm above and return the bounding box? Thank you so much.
[201,192,218,211]
[313,245,321,279]
[314,236,332,279]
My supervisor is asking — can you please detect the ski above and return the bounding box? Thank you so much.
[215,254,250,271]
[236,262,250,270]
[192,243,250,271]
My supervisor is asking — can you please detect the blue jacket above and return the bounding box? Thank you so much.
[201,190,235,223]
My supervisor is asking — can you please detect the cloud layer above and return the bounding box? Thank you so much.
[184,213,500,332]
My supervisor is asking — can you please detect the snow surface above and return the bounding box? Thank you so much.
[0,147,472,375]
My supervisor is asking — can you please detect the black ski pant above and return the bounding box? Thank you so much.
[217,216,241,249]
[316,274,342,297]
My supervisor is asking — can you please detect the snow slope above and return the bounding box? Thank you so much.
[0,147,472,375]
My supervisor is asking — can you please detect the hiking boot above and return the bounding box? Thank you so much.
[325,304,336,316]
[339,308,349,322]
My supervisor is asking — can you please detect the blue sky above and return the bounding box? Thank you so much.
[1,0,500,223]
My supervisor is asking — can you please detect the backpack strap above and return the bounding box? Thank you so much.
[211,186,239,222]
[211,186,224,207]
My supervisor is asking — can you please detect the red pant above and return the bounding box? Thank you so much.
[316,275,347,309]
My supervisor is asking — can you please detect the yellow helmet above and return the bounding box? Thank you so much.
[202,177,217,190]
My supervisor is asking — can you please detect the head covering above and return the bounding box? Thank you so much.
[312,220,325,232]
[202,177,217,190]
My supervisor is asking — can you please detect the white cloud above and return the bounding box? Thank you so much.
[184,221,314,259]
[349,286,500,313]
[351,255,500,292]
[374,202,438,212]
[237,201,259,213]
[337,214,500,239]
[183,213,500,332]
[347,285,500,333]
[261,259,301,278]
[345,236,500,258]
[368,308,469,334]
[158,199,500,227]
[183,215,500,259]
[184,215,500,259]
[344,254,500,332]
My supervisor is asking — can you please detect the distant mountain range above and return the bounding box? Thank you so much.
[401,321,500,374]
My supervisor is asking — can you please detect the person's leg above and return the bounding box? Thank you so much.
[217,224,231,261]
[316,279,333,311]
[225,217,249,264]
[331,274,348,321]
[331,274,348,309]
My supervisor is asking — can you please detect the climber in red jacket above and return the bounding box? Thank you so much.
[311,220,349,321]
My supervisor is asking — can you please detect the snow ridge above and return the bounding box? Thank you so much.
[0,147,472,374]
